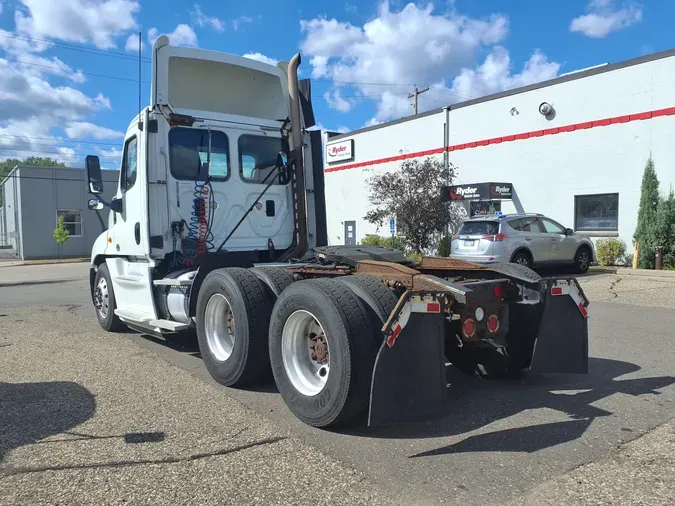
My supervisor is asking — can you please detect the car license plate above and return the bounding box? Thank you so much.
[463,240,474,246]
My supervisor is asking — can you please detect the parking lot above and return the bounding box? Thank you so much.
[1,262,674,505]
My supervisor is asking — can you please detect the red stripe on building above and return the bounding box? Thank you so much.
[324,106,675,173]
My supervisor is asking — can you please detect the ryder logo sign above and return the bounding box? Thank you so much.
[490,184,512,198]
[326,139,354,163]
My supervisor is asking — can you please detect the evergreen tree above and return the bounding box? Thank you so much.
[633,156,660,268]
[655,186,675,267]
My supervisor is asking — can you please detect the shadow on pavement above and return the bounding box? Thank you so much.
[0,381,97,463]
[341,357,674,450]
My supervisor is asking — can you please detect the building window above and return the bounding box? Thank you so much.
[575,193,619,231]
[56,210,82,237]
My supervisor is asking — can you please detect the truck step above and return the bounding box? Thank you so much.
[148,319,190,332]
[153,278,194,287]
[115,308,153,322]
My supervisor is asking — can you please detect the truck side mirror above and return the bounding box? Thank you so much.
[86,155,104,194]
[277,151,291,185]
[88,198,104,210]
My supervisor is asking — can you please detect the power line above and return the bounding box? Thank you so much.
[0,31,151,63]
[0,56,151,83]
[0,134,122,147]
[0,173,119,184]
[0,147,121,160]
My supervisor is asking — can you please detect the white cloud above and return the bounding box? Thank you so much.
[65,122,125,140]
[124,33,143,53]
[323,89,354,113]
[242,52,279,66]
[570,0,642,38]
[300,1,561,122]
[148,24,198,47]
[15,0,140,50]
[231,16,253,31]
[191,4,224,32]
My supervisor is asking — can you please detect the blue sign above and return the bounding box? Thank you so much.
[389,218,396,235]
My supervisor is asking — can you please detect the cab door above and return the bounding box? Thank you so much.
[109,127,150,257]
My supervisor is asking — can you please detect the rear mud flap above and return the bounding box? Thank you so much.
[530,278,589,374]
[367,294,448,426]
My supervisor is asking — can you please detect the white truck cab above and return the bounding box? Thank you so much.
[86,35,324,337]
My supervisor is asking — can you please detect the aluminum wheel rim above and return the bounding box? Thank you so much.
[204,293,236,362]
[516,256,529,266]
[94,277,109,318]
[281,310,330,397]
[578,251,590,270]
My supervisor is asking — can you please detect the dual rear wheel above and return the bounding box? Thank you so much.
[196,269,397,427]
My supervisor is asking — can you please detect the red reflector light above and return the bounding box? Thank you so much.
[493,285,503,298]
[462,318,476,339]
[551,287,563,296]
[427,302,441,313]
[487,314,500,333]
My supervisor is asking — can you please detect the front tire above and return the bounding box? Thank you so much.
[196,267,273,387]
[269,279,377,428]
[93,263,126,332]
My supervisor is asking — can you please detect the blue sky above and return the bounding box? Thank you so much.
[0,0,671,168]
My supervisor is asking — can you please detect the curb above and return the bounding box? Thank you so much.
[0,258,89,268]
[615,267,675,279]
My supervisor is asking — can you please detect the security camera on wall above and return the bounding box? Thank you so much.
[539,102,554,116]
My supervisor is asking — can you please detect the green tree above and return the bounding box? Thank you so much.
[363,156,463,254]
[0,156,67,206]
[53,215,70,259]
[655,186,675,267]
[633,156,661,268]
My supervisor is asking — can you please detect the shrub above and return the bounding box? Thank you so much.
[595,238,626,266]
[359,234,406,252]
[437,235,451,257]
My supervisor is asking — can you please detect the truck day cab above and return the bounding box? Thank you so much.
[84,36,591,428]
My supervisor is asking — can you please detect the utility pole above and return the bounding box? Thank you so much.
[408,86,430,115]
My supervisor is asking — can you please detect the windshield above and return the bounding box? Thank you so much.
[458,221,500,235]
[238,134,288,184]
[168,127,230,180]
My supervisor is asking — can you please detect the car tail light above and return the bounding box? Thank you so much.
[481,233,508,241]
[487,314,500,333]
[462,318,476,339]
[452,235,459,241]
[493,285,503,298]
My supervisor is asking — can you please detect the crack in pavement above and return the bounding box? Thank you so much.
[608,276,622,299]
[0,436,286,478]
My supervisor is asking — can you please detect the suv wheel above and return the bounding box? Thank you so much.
[511,250,532,269]
[575,246,592,274]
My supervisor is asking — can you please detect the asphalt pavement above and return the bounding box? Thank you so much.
[1,263,674,505]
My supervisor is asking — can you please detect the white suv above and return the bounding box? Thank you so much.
[450,213,596,273]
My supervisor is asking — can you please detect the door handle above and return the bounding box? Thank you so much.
[524,237,531,241]
[134,222,140,245]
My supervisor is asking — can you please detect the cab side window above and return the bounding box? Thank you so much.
[120,137,138,193]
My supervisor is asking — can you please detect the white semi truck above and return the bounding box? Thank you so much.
[84,36,591,428]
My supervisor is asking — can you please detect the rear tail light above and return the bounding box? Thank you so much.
[493,285,503,298]
[462,318,476,339]
[452,235,459,241]
[487,314,500,333]
[481,233,508,241]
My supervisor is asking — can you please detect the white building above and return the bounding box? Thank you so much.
[323,47,675,251]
